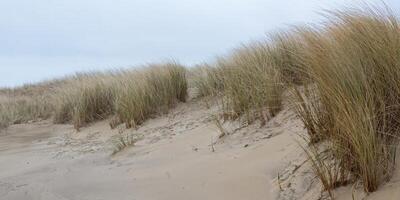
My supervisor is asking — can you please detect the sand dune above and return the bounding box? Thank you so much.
[1,98,399,200]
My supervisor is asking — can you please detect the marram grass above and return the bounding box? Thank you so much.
[193,3,400,195]
[0,62,187,131]
[292,5,400,194]
[53,63,187,130]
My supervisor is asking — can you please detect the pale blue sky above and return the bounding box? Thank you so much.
[0,0,399,87]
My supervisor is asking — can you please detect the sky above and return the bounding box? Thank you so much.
[0,0,399,87]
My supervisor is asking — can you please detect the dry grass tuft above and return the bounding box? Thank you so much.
[189,64,223,98]
[52,63,187,130]
[0,62,187,131]
[111,131,140,155]
[53,72,117,130]
[196,42,285,124]
[114,63,187,128]
[0,88,54,129]
[267,31,308,84]
[292,5,400,193]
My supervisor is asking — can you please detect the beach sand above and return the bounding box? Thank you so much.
[1,98,399,200]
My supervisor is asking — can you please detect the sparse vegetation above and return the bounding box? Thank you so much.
[212,114,227,138]
[111,131,140,155]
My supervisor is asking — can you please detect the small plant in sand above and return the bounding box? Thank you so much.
[111,130,141,155]
[212,114,227,139]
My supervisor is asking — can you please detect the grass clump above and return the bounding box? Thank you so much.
[192,33,309,124]
[267,31,308,85]
[210,42,285,124]
[114,63,187,128]
[189,64,223,98]
[0,95,53,129]
[111,131,141,155]
[1,63,187,131]
[52,62,187,130]
[53,73,116,130]
[291,5,400,194]
[292,85,332,144]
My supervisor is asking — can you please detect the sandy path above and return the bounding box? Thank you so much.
[0,99,302,200]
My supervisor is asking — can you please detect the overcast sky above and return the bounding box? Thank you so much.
[0,0,399,87]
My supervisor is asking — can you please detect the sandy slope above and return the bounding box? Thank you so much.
[1,98,400,200]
